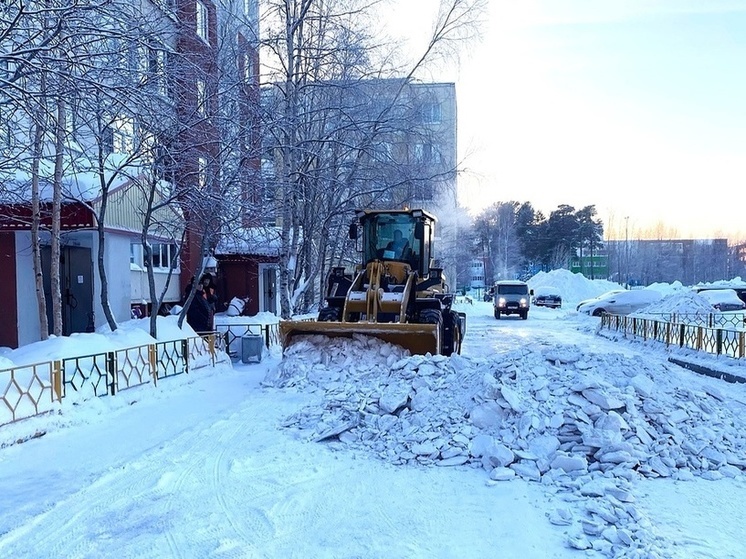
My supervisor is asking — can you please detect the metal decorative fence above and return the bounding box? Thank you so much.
[1,333,229,428]
[0,361,60,426]
[600,314,746,359]
[216,322,281,359]
[640,312,745,330]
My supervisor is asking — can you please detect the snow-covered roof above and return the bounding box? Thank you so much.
[216,227,283,257]
[0,154,151,204]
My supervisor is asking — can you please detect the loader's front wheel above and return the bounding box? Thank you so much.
[441,310,462,357]
[418,309,445,355]
[419,308,443,326]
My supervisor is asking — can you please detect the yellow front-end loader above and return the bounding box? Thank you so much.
[280,208,466,356]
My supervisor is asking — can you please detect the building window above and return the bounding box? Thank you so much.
[419,182,433,200]
[196,79,207,115]
[421,102,441,124]
[151,49,167,96]
[109,117,135,153]
[196,0,209,42]
[0,104,12,148]
[412,143,423,162]
[130,243,143,267]
[102,127,114,154]
[242,53,253,83]
[411,143,438,163]
[1,58,15,82]
[198,156,208,187]
[146,242,179,270]
[378,142,392,161]
[137,44,149,84]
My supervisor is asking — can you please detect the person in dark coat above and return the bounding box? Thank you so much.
[185,274,218,333]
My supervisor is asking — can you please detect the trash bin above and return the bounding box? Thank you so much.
[241,334,263,364]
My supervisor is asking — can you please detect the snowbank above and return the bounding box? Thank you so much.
[528,270,622,307]
[267,334,746,556]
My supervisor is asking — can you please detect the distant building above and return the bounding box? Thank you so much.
[569,253,609,280]
[604,238,729,285]
[731,241,746,279]
[261,79,458,220]
[469,260,486,289]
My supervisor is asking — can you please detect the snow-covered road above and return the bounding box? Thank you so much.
[1,302,745,559]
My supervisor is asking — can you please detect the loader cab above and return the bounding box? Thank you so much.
[354,209,435,277]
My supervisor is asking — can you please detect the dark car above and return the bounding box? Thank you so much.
[532,289,562,309]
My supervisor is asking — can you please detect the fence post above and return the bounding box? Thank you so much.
[679,324,685,347]
[182,339,190,373]
[740,332,745,359]
[264,325,270,348]
[208,334,216,366]
[106,352,117,396]
[149,344,158,386]
[716,329,723,355]
[52,360,62,402]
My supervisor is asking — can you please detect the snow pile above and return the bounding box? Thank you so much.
[268,335,746,557]
[0,316,201,369]
[528,270,622,307]
[631,290,715,317]
[646,280,688,297]
[694,277,746,290]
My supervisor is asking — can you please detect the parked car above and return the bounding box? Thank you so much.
[577,288,662,316]
[697,289,746,312]
[575,289,626,312]
[493,280,530,319]
[532,287,562,309]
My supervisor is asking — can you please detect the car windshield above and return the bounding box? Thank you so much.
[497,284,528,295]
[535,289,560,297]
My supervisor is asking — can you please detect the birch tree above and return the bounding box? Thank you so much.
[0,0,101,338]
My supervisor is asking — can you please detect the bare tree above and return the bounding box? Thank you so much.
[0,0,104,338]
[261,0,485,317]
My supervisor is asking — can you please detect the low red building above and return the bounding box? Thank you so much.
[214,227,282,316]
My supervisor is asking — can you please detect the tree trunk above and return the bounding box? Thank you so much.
[51,96,65,336]
[30,115,49,341]
[96,141,117,331]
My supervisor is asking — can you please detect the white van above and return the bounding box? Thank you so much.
[493,280,530,319]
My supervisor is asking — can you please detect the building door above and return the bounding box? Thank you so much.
[41,246,94,335]
[259,264,278,314]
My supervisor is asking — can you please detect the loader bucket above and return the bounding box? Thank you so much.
[280,320,441,356]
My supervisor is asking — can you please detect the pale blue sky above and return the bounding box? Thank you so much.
[393,1,746,240]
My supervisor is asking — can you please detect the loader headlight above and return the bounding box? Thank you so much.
[498,297,506,306]
[520,298,527,306]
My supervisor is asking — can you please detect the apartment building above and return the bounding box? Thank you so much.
[0,0,262,346]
